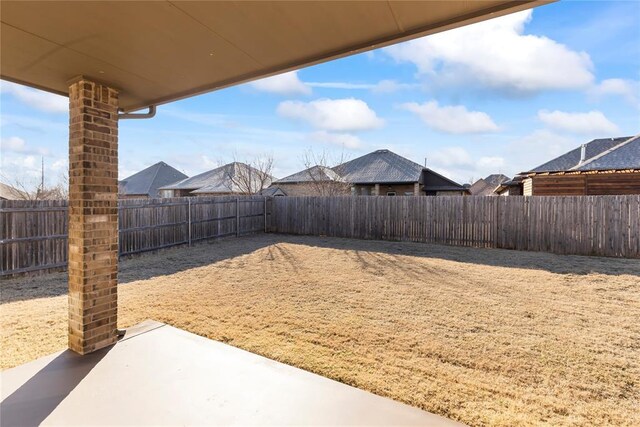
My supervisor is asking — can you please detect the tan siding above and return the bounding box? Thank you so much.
[523,178,533,196]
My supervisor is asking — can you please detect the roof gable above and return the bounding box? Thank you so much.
[333,149,424,184]
[160,162,274,194]
[120,162,187,197]
[469,179,490,195]
[484,174,510,187]
[275,165,343,183]
[423,168,466,191]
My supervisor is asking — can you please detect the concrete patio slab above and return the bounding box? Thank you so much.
[1,320,464,426]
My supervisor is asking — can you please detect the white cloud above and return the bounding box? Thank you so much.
[478,156,505,169]
[307,82,373,90]
[1,136,27,152]
[277,98,384,132]
[426,146,506,184]
[1,136,49,156]
[507,129,578,173]
[0,81,68,113]
[372,80,420,94]
[307,79,418,93]
[401,101,499,134]
[590,78,640,108]
[51,158,68,172]
[249,71,311,96]
[385,10,594,93]
[537,110,619,135]
[310,131,362,149]
[0,154,41,184]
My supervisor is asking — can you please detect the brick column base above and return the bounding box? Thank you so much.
[68,78,119,354]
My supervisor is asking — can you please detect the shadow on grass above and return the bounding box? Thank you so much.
[2,233,638,304]
[273,234,640,277]
[0,235,278,304]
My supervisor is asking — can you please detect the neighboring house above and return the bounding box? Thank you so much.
[333,149,467,196]
[0,182,27,200]
[469,174,510,196]
[119,162,188,198]
[508,135,640,196]
[494,178,524,196]
[159,162,275,197]
[271,165,348,196]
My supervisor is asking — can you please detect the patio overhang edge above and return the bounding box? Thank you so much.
[0,0,554,112]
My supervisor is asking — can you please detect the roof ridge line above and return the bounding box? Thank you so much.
[569,134,640,171]
[147,162,163,194]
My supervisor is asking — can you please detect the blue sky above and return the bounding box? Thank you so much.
[1,0,639,188]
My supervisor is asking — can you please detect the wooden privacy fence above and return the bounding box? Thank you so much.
[270,195,640,258]
[1,196,269,276]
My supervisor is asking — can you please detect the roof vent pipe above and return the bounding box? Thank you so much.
[579,144,587,164]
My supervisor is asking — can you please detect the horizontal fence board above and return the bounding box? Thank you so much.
[3,195,639,277]
[1,196,268,277]
[270,195,640,259]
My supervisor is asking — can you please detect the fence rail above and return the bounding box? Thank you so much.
[2,195,638,277]
[270,195,640,258]
[1,196,270,276]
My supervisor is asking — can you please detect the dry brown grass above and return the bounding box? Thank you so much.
[2,235,639,426]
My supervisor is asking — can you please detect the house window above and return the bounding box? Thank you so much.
[387,191,396,196]
[404,192,413,196]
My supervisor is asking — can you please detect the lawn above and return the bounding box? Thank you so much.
[1,235,638,427]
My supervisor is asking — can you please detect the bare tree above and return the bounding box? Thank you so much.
[301,148,352,196]
[0,173,67,200]
[224,154,275,195]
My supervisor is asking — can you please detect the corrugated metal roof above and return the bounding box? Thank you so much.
[119,162,187,197]
[332,149,424,184]
[528,136,633,173]
[275,166,343,183]
[160,162,274,194]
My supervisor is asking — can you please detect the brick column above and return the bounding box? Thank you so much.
[68,77,119,354]
[414,182,420,196]
[373,183,380,196]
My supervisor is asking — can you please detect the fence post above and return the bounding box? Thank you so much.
[236,197,240,237]
[264,196,267,233]
[188,198,192,246]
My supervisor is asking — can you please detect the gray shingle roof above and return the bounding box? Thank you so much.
[120,162,187,197]
[574,135,640,171]
[332,149,424,184]
[527,136,633,173]
[275,166,343,184]
[260,187,287,196]
[484,174,510,187]
[0,182,26,200]
[160,162,274,194]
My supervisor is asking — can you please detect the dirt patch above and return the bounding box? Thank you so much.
[2,235,639,427]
